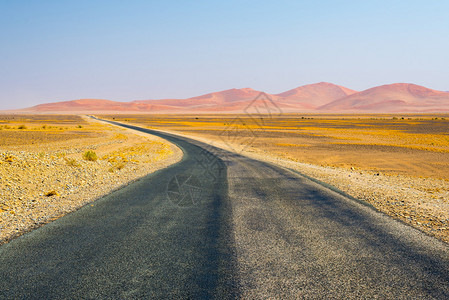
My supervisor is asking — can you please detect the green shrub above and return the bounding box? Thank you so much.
[83,150,98,161]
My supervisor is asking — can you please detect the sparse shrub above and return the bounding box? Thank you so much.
[113,133,127,140]
[4,155,15,163]
[64,157,80,167]
[108,162,126,172]
[18,125,27,129]
[42,125,47,129]
[77,125,83,128]
[83,150,98,161]
[107,156,127,172]
[115,162,126,170]
[45,190,59,197]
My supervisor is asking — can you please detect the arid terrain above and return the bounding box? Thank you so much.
[14,82,449,114]
[2,113,449,244]
[101,114,449,243]
[0,114,182,244]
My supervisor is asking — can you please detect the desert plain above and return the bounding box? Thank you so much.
[99,114,449,243]
[1,113,449,244]
[0,114,182,244]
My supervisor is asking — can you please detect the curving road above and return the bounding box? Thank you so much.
[1,120,449,299]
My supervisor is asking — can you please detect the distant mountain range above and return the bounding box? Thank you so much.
[12,82,449,113]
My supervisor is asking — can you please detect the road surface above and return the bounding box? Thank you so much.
[1,120,449,299]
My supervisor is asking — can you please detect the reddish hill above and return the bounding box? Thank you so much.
[31,99,125,111]
[22,84,356,113]
[319,83,449,112]
[189,87,262,103]
[133,88,265,108]
[30,99,181,112]
[16,82,449,113]
[275,82,357,109]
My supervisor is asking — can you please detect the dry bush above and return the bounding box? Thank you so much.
[64,157,80,167]
[108,160,127,172]
[4,155,15,163]
[45,190,59,197]
[18,125,27,129]
[113,133,128,140]
[83,150,98,161]
[115,161,126,170]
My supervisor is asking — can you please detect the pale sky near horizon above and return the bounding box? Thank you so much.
[1,0,448,109]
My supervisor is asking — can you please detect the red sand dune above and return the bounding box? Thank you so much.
[275,82,357,109]
[15,83,449,113]
[133,88,264,108]
[30,99,182,112]
[32,99,118,111]
[319,83,449,112]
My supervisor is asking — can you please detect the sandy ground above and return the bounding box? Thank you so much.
[102,115,449,244]
[0,116,182,244]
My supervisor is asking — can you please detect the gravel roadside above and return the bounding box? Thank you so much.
[0,119,183,245]
[135,126,449,244]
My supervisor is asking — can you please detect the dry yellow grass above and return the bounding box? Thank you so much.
[301,126,449,153]
[99,114,449,243]
[100,114,449,179]
[0,114,182,244]
[0,115,101,147]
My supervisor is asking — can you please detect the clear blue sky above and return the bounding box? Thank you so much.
[1,0,448,109]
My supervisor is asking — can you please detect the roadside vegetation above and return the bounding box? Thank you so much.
[83,150,98,161]
[102,113,449,244]
[0,114,180,245]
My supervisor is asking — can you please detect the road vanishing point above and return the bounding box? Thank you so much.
[1,119,449,299]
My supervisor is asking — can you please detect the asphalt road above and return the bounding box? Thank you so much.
[1,120,449,299]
